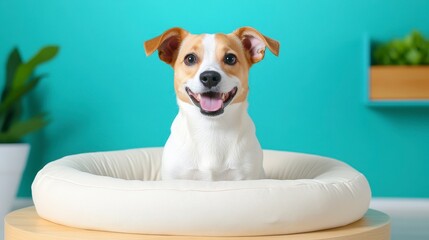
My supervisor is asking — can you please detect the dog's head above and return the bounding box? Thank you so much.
[144,27,279,117]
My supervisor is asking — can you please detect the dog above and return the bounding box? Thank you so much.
[144,27,279,180]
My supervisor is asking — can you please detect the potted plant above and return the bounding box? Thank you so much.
[370,31,429,100]
[0,46,59,220]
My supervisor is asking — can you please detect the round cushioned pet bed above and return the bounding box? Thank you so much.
[32,148,371,237]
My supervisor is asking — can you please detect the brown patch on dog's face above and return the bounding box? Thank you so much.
[173,34,205,104]
[215,34,251,104]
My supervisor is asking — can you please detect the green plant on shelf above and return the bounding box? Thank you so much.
[0,46,59,143]
[372,31,429,65]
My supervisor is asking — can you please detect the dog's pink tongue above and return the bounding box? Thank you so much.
[200,95,223,112]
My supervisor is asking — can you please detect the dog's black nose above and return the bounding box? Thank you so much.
[200,71,221,88]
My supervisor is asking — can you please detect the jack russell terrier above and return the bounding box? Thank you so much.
[144,27,279,181]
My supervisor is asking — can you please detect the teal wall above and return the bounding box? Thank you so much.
[1,0,428,198]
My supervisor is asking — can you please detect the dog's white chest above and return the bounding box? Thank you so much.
[161,101,264,181]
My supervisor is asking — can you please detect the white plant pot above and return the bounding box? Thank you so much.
[0,143,30,221]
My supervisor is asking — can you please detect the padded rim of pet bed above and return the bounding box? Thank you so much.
[32,147,371,237]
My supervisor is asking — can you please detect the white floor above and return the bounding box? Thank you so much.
[2,198,429,240]
[370,198,429,240]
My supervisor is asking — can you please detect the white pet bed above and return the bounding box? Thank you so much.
[32,148,371,236]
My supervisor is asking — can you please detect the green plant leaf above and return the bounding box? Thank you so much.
[5,48,22,93]
[405,48,422,65]
[0,75,45,115]
[0,133,20,143]
[0,113,49,142]
[1,46,58,142]
[12,46,59,88]
[1,49,24,131]
[0,101,22,133]
[1,49,22,124]
[27,46,59,67]
[372,30,429,65]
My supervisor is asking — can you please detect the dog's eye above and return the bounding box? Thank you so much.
[224,53,237,65]
[184,54,198,66]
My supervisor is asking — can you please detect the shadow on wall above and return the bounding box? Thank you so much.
[17,93,47,196]
[370,107,429,127]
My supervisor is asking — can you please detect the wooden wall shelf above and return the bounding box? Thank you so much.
[363,35,429,107]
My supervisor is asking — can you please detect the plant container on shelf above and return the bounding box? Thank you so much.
[370,65,429,100]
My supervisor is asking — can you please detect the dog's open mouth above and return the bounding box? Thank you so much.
[185,87,238,116]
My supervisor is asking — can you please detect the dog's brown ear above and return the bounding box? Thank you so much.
[233,27,280,64]
[144,27,189,65]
